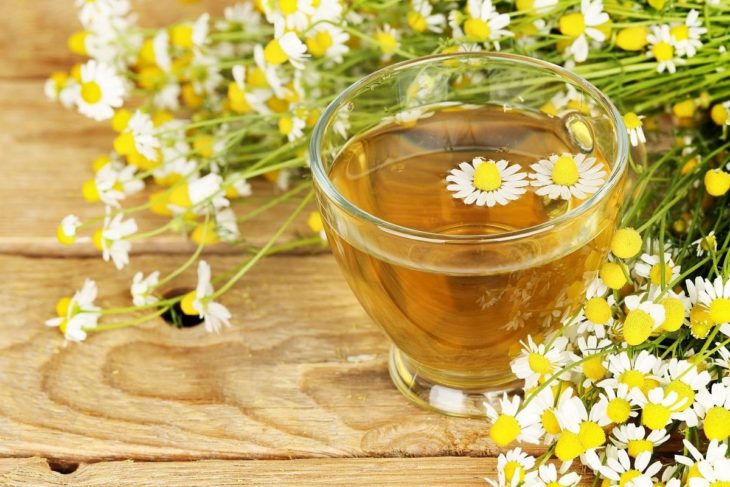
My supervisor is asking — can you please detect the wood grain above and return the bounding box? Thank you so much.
[0,457,594,486]
[0,254,529,463]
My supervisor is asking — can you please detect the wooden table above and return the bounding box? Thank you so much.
[0,2,591,485]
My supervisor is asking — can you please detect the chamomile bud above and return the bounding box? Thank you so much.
[611,228,643,259]
[704,169,730,197]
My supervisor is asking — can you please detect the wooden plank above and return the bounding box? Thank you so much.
[1,1,233,79]
[0,457,595,486]
[0,254,532,463]
[0,79,315,256]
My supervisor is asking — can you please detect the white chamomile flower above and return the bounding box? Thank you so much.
[690,459,730,487]
[485,448,537,487]
[45,279,101,343]
[670,10,706,58]
[633,251,680,287]
[263,23,309,69]
[647,25,682,74]
[512,335,571,388]
[266,0,314,32]
[686,276,708,305]
[631,386,687,431]
[305,23,349,63]
[57,214,82,245]
[698,276,730,327]
[152,29,172,72]
[460,0,512,50]
[586,448,661,487]
[576,335,613,386]
[692,382,730,441]
[131,271,160,307]
[192,13,210,47]
[533,462,581,487]
[407,0,446,34]
[127,111,161,161]
[76,60,126,121]
[621,294,666,346]
[692,231,717,257]
[75,0,131,29]
[559,0,610,63]
[676,439,728,480]
[182,260,232,334]
[95,162,145,207]
[623,112,646,147]
[189,52,224,96]
[485,393,542,446]
[45,72,79,108]
[279,114,306,142]
[224,2,262,27]
[713,346,730,371]
[610,424,669,458]
[446,157,528,207]
[215,208,240,243]
[603,350,661,392]
[529,153,606,201]
[97,210,137,270]
[592,383,637,425]
[373,24,401,61]
[555,393,608,442]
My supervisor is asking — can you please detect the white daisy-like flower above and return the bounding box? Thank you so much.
[592,383,637,425]
[181,173,230,210]
[686,276,708,305]
[224,2,262,27]
[263,23,309,69]
[152,29,172,72]
[126,111,161,161]
[461,0,513,50]
[676,440,728,483]
[279,114,306,142]
[529,153,606,201]
[57,214,82,244]
[602,350,661,392]
[647,25,682,74]
[95,162,145,208]
[485,393,543,446]
[631,386,687,430]
[45,279,101,343]
[446,157,528,207]
[253,44,287,99]
[555,392,608,440]
[485,448,537,487]
[575,335,613,386]
[585,448,661,487]
[692,231,717,257]
[633,252,680,287]
[131,271,160,307]
[265,0,314,32]
[75,60,126,121]
[530,386,575,443]
[610,424,669,458]
[670,10,707,58]
[304,23,350,63]
[713,346,730,371]
[560,0,610,63]
[620,294,666,346]
[407,0,446,34]
[373,24,401,61]
[689,459,730,487]
[215,208,240,243]
[512,335,571,389]
[698,276,730,326]
[98,210,138,270]
[623,112,646,147]
[187,260,232,334]
[691,381,730,440]
[189,51,224,96]
[75,0,131,29]
[533,462,581,487]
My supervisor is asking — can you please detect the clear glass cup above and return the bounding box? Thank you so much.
[309,53,628,417]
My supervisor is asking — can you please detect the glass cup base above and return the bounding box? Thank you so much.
[387,346,522,418]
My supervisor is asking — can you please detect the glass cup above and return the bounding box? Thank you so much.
[309,53,628,417]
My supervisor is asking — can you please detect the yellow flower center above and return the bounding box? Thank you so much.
[649,263,673,285]
[193,135,215,158]
[56,224,76,245]
[248,66,268,88]
[620,369,645,390]
[227,82,252,113]
[170,24,193,49]
[374,31,398,54]
[80,81,102,104]
[619,470,642,486]
[704,406,730,441]
[180,291,199,315]
[542,409,561,435]
[606,398,632,424]
[169,182,193,208]
[489,414,520,446]
[555,430,583,461]
[616,26,648,51]
[464,18,492,41]
[579,420,606,450]
[82,179,100,203]
[670,25,689,41]
[92,228,104,250]
[627,439,653,458]
[710,298,730,324]
[700,234,717,252]
[528,352,553,375]
[611,227,643,259]
[559,12,586,37]
[665,380,694,411]
[503,461,525,485]
[552,155,580,186]
[641,402,671,430]
[278,116,294,136]
[704,169,730,197]
[585,297,612,324]
[652,41,674,62]
[191,221,220,245]
[111,108,132,133]
[660,297,685,332]
[583,356,607,382]
[673,99,696,118]
[56,296,73,317]
[306,30,334,57]
[690,305,713,339]
[516,0,535,12]
[711,104,729,126]
[307,212,324,233]
[600,262,627,290]
[68,30,88,56]
[278,0,298,15]
[473,161,502,191]
[623,113,642,131]
[407,11,428,33]
[264,39,289,65]
[623,309,655,346]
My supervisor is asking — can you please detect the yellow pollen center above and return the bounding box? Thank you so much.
[607,398,632,424]
[503,461,525,484]
[559,12,586,37]
[489,414,520,446]
[641,402,671,430]
[180,291,198,316]
[653,41,674,62]
[623,309,655,346]
[690,305,713,339]
[542,409,561,435]
[623,112,642,130]
[704,406,730,441]
[516,0,535,12]
[709,297,730,324]
[407,11,428,33]
[278,0,298,15]
[670,25,689,41]
[583,356,607,382]
[473,161,502,191]
[464,18,492,41]
[649,263,672,285]
[600,262,627,290]
[374,31,397,54]
[660,297,685,332]
[552,155,580,186]
[263,39,288,65]
[620,369,645,389]
[619,470,642,486]
[80,81,102,104]
[627,439,653,458]
[578,421,606,450]
[555,431,583,461]
[528,352,553,375]
[306,30,333,57]
[56,297,72,317]
[665,380,694,411]
[585,297,611,324]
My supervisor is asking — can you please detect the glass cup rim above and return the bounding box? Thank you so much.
[309,51,629,244]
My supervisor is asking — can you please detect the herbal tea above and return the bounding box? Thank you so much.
[325,105,621,390]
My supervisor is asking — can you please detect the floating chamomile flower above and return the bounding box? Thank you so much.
[670,9,706,58]
[647,25,681,74]
[529,153,606,201]
[446,157,529,207]
[623,112,646,147]
[76,60,126,121]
